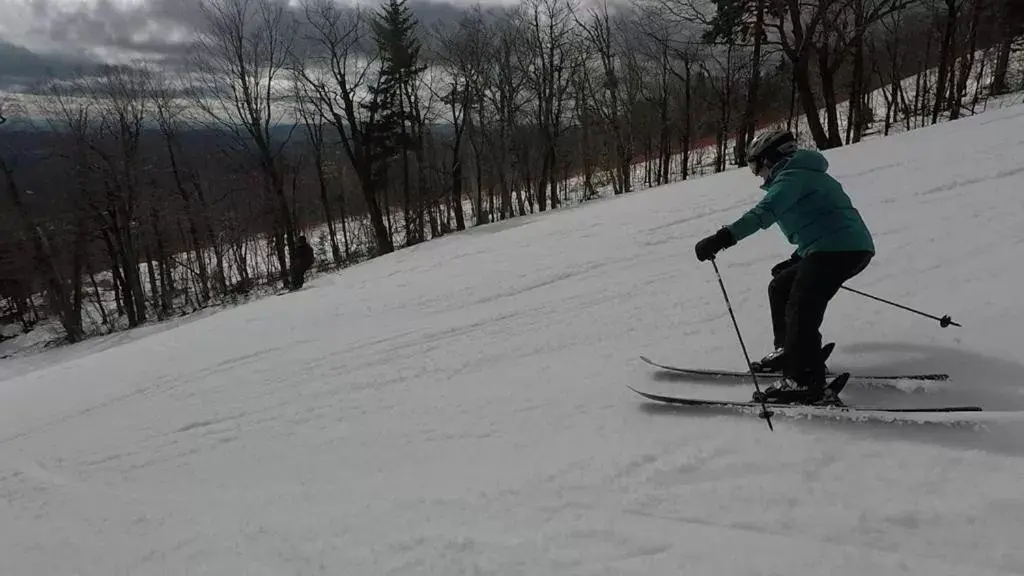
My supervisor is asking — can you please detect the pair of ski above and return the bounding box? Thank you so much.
[631,343,982,415]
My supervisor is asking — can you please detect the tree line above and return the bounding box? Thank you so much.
[1,0,1021,344]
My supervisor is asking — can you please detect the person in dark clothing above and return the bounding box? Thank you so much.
[290,235,315,290]
[694,130,875,404]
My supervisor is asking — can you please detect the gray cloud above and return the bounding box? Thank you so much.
[6,0,476,59]
[0,0,500,90]
[31,0,205,62]
[0,40,99,91]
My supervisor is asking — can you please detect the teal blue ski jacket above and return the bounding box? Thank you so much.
[727,149,875,257]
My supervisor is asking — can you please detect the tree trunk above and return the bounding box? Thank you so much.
[450,120,467,231]
[100,230,126,318]
[2,159,85,341]
[848,1,867,144]
[311,144,341,264]
[990,37,1013,94]
[682,57,693,179]
[145,248,161,319]
[793,50,832,148]
[739,0,765,165]
[931,0,959,124]
[817,47,844,148]
[89,268,110,329]
[950,0,983,120]
[160,131,211,302]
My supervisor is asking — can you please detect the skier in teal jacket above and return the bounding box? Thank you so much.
[694,130,875,405]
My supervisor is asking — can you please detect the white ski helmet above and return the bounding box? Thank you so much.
[746,129,798,171]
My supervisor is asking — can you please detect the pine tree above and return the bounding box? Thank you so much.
[369,0,428,245]
[360,72,402,244]
[371,0,427,95]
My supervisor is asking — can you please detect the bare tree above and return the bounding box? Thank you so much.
[42,67,157,326]
[989,0,1024,94]
[295,0,394,254]
[1,96,86,341]
[292,75,345,263]
[631,12,678,185]
[755,0,917,148]
[947,0,983,120]
[633,0,709,179]
[150,72,227,299]
[518,0,580,211]
[926,0,966,123]
[189,0,301,287]
[431,8,493,230]
[480,7,530,220]
[575,0,634,194]
[696,43,744,172]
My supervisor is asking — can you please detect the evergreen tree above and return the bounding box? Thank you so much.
[369,0,428,245]
[372,0,428,104]
[360,71,402,245]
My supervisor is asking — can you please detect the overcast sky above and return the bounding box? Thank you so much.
[0,0,490,80]
[0,0,209,62]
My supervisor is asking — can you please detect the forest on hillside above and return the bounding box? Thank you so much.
[1,0,1022,345]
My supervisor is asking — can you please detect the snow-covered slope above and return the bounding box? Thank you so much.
[2,103,1024,575]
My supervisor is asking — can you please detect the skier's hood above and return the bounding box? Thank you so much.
[762,149,829,189]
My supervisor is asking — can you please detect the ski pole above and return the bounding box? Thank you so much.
[840,285,961,328]
[710,258,775,430]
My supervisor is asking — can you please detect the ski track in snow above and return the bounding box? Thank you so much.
[2,105,1024,574]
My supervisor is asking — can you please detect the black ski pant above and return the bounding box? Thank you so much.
[290,265,309,290]
[768,250,873,385]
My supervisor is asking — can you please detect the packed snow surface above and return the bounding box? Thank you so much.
[3,105,1024,575]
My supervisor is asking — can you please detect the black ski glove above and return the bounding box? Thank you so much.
[695,227,737,262]
[770,252,801,277]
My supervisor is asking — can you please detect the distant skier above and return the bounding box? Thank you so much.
[693,129,875,404]
[290,235,315,290]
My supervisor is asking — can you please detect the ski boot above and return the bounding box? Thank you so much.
[751,348,787,373]
[751,342,836,374]
[752,377,820,404]
[752,370,846,406]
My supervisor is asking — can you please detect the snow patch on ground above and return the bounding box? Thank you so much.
[0,95,1023,575]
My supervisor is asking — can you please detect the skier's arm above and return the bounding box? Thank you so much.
[726,174,802,242]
